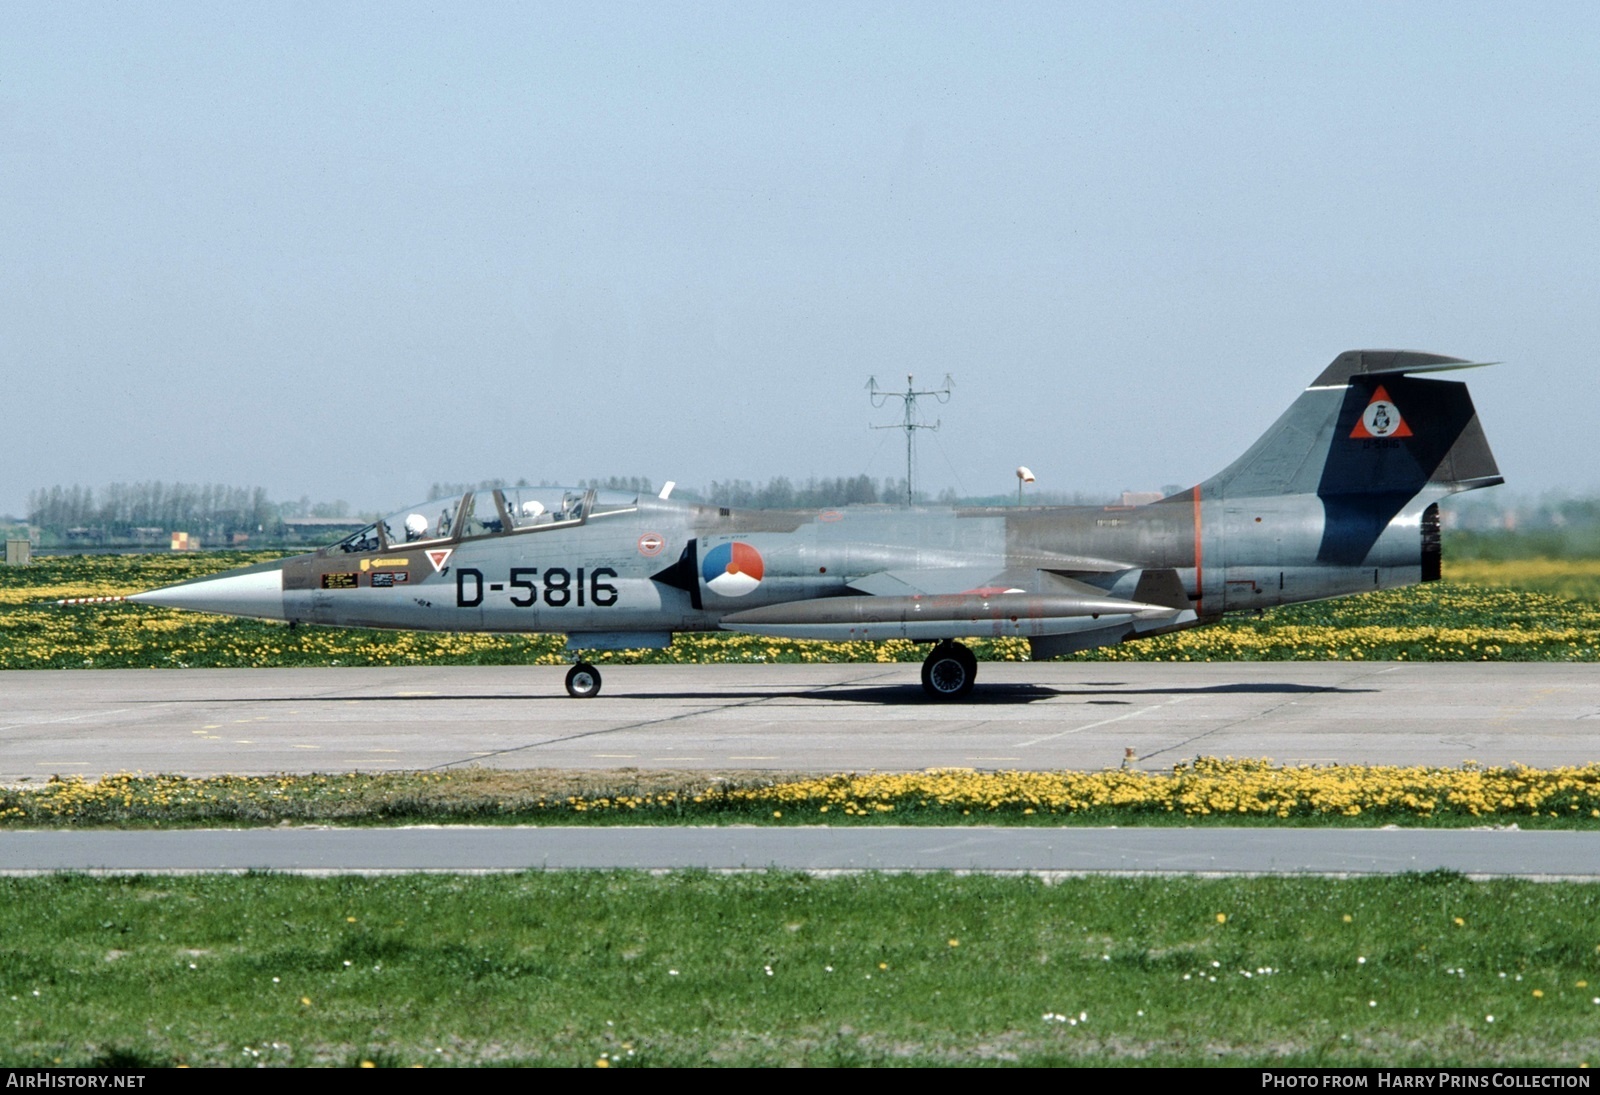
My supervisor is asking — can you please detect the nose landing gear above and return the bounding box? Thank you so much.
[565,662,602,698]
[921,640,977,700]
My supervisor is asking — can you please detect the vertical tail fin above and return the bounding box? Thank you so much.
[1201,350,1503,501]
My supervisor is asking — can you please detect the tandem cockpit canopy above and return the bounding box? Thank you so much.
[325,486,641,554]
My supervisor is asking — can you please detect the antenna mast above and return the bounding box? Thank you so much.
[867,373,954,505]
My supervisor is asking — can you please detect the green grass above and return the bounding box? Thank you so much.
[1449,527,1600,563]
[3,871,1597,1067]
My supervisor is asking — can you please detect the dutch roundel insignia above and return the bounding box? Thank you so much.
[701,541,764,597]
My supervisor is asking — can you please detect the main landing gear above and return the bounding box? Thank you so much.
[565,662,602,698]
[921,640,977,701]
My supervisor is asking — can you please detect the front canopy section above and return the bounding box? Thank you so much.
[321,486,641,554]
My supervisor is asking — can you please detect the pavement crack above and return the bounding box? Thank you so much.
[1014,696,1194,749]
[425,668,903,770]
[1135,664,1397,764]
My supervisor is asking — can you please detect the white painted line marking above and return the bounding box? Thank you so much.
[1015,696,1195,748]
[0,709,135,733]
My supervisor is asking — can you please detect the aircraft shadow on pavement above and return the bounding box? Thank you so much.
[798,681,1377,705]
[142,681,1374,708]
[144,690,1051,706]
[1070,682,1378,696]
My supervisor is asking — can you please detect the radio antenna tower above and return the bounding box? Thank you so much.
[867,373,954,505]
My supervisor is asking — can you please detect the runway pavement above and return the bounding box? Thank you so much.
[2,662,1598,777]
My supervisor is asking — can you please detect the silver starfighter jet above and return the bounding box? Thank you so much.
[127,350,1501,700]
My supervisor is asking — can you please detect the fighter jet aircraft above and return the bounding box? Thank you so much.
[124,350,1501,700]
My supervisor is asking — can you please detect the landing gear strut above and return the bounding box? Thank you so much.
[565,662,602,698]
[921,641,977,701]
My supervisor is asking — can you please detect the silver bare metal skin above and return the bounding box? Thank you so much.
[125,350,1502,700]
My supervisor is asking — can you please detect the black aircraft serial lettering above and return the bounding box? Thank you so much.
[125,350,1502,699]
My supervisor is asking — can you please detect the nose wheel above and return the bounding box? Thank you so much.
[565,662,602,698]
[921,641,977,700]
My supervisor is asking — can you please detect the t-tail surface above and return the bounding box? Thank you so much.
[120,350,1501,699]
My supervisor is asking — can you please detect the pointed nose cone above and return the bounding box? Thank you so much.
[128,562,287,621]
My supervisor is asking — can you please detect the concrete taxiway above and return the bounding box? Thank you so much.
[5,826,1600,878]
[2,662,1597,777]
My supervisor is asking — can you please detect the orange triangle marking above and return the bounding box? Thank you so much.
[1350,384,1413,439]
[426,548,453,573]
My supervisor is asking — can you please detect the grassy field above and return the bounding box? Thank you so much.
[5,871,1599,1067]
[2,552,1598,669]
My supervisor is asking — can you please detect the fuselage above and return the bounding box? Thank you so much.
[201,485,1438,639]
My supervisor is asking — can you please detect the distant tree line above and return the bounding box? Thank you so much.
[578,476,654,495]
[431,475,886,506]
[430,475,875,506]
[28,482,280,542]
[698,475,885,508]
[427,478,522,500]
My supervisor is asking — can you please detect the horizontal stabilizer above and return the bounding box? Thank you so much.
[1312,349,1497,387]
[1360,359,1497,378]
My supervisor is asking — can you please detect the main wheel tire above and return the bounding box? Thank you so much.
[954,642,977,680]
[921,643,976,700]
[565,662,602,699]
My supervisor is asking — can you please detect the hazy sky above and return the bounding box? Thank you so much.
[4,2,1596,516]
